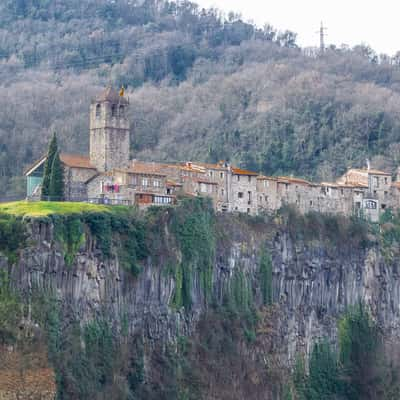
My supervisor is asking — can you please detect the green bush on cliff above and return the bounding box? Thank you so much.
[0,213,27,263]
[53,215,85,266]
[280,205,370,250]
[0,270,22,344]
[338,303,383,399]
[51,209,149,277]
[294,304,393,400]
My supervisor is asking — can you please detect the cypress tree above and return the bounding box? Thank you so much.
[49,150,64,201]
[41,133,59,200]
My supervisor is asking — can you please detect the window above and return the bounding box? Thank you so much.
[142,178,148,187]
[247,208,250,214]
[154,196,172,204]
[382,204,387,209]
[374,176,379,188]
[263,180,269,188]
[131,176,137,185]
[238,192,244,198]
[200,183,208,193]
[220,172,224,179]
[385,177,388,184]
[96,104,101,117]
[248,191,251,202]
[221,189,224,196]
[209,171,213,177]
[248,176,251,183]
[237,175,240,182]
[111,104,117,117]
[153,179,160,187]
[365,200,377,210]
[119,105,124,117]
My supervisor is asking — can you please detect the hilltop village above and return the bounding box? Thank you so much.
[25,87,400,222]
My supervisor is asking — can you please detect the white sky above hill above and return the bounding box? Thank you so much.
[196,0,400,56]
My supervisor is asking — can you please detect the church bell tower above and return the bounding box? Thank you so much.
[90,87,130,172]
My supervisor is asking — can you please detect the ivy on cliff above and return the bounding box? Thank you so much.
[53,215,85,266]
[0,270,22,344]
[51,208,148,276]
[280,205,370,250]
[293,303,399,400]
[0,212,27,264]
[170,197,216,310]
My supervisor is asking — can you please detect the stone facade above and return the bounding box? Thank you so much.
[89,87,130,172]
[229,169,258,215]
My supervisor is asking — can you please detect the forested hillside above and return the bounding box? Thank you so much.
[2,0,400,197]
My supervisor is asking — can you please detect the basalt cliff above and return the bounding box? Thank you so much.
[1,199,400,399]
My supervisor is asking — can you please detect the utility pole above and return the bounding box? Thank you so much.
[318,22,327,53]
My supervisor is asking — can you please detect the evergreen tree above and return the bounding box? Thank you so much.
[49,150,64,201]
[41,133,59,200]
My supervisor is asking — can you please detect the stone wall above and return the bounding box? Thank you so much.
[230,174,258,214]
[64,166,97,201]
[89,100,130,172]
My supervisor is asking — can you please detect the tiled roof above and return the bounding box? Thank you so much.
[195,178,218,185]
[257,175,275,181]
[321,182,368,189]
[25,153,96,175]
[347,168,391,176]
[180,165,206,173]
[93,86,129,105]
[128,161,168,176]
[166,180,182,187]
[392,181,400,188]
[277,176,311,185]
[191,161,229,170]
[231,167,259,176]
[60,154,97,169]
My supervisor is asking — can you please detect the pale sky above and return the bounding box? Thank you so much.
[196,0,400,56]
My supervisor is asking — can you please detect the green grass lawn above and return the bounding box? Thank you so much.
[0,201,128,217]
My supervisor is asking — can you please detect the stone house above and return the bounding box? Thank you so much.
[25,153,97,201]
[229,167,258,215]
[337,168,392,222]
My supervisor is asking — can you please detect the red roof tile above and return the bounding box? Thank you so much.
[231,167,258,176]
[60,154,96,169]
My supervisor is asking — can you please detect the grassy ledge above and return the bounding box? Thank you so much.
[0,201,129,217]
